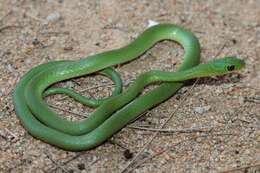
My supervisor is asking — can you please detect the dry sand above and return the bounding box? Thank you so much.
[0,0,259,173]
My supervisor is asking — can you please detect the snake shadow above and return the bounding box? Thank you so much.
[184,72,244,87]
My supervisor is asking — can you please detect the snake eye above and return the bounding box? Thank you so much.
[227,65,235,71]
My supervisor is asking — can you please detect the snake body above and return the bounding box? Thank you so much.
[13,24,245,151]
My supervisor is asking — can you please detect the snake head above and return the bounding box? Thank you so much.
[210,56,245,75]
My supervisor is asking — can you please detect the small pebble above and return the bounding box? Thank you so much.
[63,46,73,51]
[194,107,204,114]
[239,96,245,104]
[231,38,237,44]
[194,106,211,114]
[46,12,61,22]
[81,170,88,173]
[123,149,133,160]
[222,83,234,89]
[6,64,13,72]
[77,163,85,170]
[32,38,40,46]
[66,81,76,88]
[147,20,159,28]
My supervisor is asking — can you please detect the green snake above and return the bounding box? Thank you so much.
[13,24,245,151]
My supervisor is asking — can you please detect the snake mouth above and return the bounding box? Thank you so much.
[240,59,246,68]
[236,59,246,71]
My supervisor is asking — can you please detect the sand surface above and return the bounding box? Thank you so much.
[0,1,259,173]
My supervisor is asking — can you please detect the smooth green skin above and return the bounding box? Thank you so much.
[13,24,245,151]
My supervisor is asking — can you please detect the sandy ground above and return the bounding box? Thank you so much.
[0,0,259,173]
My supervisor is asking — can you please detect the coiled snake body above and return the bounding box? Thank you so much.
[13,24,245,151]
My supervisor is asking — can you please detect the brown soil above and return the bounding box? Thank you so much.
[0,1,259,173]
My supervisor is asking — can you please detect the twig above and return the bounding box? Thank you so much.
[0,130,8,140]
[45,152,71,173]
[215,41,227,58]
[108,139,129,150]
[128,132,238,173]
[24,12,46,23]
[40,31,70,36]
[56,79,134,101]
[128,111,151,124]
[48,104,88,118]
[194,30,206,34]
[57,83,115,101]
[0,25,21,32]
[235,85,259,91]
[127,125,214,133]
[0,10,12,22]
[244,96,260,104]
[4,128,17,140]
[48,153,85,173]
[126,136,199,173]
[120,79,199,173]
[103,24,130,33]
[198,132,236,137]
[219,163,260,173]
